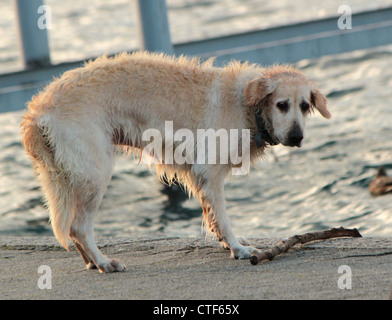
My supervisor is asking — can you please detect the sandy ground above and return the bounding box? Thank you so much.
[1,236,391,300]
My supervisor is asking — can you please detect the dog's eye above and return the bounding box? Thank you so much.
[276,101,289,112]
[300,101,310,113]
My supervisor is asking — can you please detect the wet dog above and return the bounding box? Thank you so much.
[21,52,330,272]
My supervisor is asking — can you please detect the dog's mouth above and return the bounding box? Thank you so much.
[254,129,279,147]
[269,134,281,146]
[283,141,302,148]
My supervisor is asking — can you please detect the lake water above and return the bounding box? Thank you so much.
[0,0,391,240]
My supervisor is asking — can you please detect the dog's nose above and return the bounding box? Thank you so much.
[287,125,303,147]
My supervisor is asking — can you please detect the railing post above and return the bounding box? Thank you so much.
[14,0,51,69]
[135,0,174,54]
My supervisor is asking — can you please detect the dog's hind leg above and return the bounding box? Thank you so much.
[69,171,126,273]
[36,158,124,272]
[72,241,96,269]
[69,206,125,273]
[51,123,125,272]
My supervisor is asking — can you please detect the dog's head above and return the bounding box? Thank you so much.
[244,66,330,147]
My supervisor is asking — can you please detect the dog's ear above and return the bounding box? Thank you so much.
[311,87,331,119]
[244,78,278,108]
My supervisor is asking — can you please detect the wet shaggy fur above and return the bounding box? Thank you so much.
[20,51,330,272]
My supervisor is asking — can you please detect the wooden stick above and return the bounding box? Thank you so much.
[250,227,362,265]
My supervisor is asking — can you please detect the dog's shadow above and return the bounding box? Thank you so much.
[159,175,200,224]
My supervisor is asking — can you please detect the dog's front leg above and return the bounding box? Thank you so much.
[199,177,259,259]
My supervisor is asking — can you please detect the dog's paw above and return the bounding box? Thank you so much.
[220,236,251,250]
[230,245,259,260]
[98,260,126,273]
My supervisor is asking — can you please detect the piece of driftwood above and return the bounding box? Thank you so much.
[250,227,362,265]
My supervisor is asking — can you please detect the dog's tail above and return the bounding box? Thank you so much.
[20,95,74,251]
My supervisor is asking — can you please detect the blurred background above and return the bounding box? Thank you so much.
[0,0,391,240]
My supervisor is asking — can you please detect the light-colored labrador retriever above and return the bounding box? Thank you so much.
[21,52,330,272]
